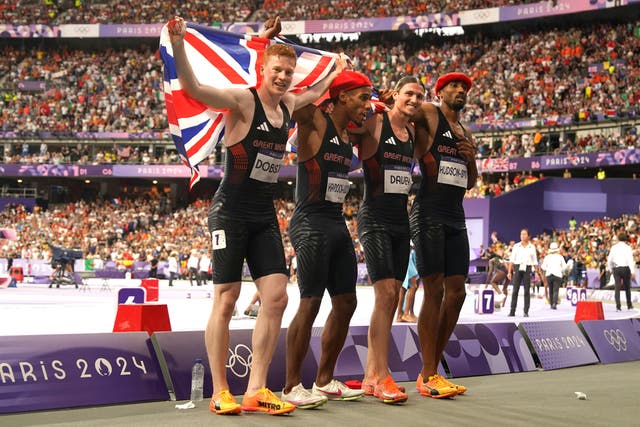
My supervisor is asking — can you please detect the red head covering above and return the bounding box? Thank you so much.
[329,70,372,99]
[434,72,472,94]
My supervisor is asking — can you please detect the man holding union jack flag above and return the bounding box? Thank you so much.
[168,16,345,416]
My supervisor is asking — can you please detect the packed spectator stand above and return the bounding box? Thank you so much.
[1,192,638,286]
[3,1,542,25]
[2,12,638,168]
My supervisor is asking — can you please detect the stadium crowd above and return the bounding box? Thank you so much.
[2,18,639,147]
[0,0,254,26]
[1,125,636,168]
[3,1,540,25]
[486,213,640,288]
[254,0,539,21]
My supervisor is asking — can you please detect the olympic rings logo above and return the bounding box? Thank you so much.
[74,26,90,35]
[603,329,627,352]
[226,344,253,378]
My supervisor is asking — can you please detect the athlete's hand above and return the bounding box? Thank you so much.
[456,137,477,163]
[168,16,186,43]
[260,16,281,39]
[378,89,394,107]
[334,52,349,74]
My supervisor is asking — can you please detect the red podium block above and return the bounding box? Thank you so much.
[10,266,24,282]
[140,278,159,302]
[574,301,605,323]
[113,304,172,336]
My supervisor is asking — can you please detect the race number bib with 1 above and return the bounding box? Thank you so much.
[211,230,227,250]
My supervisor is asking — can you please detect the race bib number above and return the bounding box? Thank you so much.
[437,157,467,188]
[250,150,283,183]
[211,230,227,250]
[384,166,412,194]
[325,172,350,203]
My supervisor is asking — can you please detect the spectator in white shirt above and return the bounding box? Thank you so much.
[541,242,567,310]
[187,250,201,286]
[607,232,636,311]
[198,250,211,286]
[167,251,179,287]
[507,229,543,317]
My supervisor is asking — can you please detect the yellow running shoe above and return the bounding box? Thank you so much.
[209,390,242,415]
[373,375,408,404]
[440,376,467,394]
[241,388,296,415]
[416,374,457,399]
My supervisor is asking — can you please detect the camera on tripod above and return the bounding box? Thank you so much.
[48,242,84,288]
[51,246,84,268]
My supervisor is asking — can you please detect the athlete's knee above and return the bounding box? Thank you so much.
[332,292,357,315]
[214,298,238,320]
[374,279,400,306]
[298,296,322,319]
[260,290,288,315]
[439,278,464,308]
[423,279,445,302]
[213,286,240,318]
[448,285,466,304]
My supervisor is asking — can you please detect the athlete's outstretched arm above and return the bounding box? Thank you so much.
[168,17,245,111]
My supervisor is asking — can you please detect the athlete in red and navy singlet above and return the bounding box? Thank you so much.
[357,111,414,283]
[410,106,470,277]
[289,112,357,297]
[208,88,290,283]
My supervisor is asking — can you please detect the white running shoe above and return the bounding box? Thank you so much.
[282,383,327,409]
[312,379,364,401]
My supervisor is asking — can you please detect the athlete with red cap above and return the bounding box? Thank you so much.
[411,72,477,398]
[281,69,372,407]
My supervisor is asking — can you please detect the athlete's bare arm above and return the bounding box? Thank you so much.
[292,104,326,162]
[413,102,439,158]
[168,17,250,112]
[356,114,383,160]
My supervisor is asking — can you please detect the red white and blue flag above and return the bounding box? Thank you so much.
[159,22,337,189]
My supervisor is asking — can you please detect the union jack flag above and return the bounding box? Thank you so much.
[159,22,337,189]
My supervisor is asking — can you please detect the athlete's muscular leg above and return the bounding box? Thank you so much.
[396,286,407,322]
[366,278,401,380]
[283,296,322,393]
[246,273,288,394]
[433,275,466,366]
[404,277,419,321]
[316,292,357,386]
[205,282,241,394]
[418,274,444,377]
